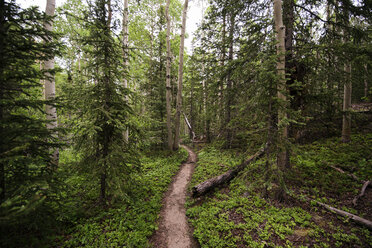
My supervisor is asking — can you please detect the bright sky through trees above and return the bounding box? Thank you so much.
[17,0,204,51]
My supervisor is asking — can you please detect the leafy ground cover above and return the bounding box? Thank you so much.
[55,148,188,248]
[186,134,372,247]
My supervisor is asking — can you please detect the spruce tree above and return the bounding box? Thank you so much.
[71,0,139,204]
[0,0,60,219]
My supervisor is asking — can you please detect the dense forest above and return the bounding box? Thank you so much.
[0,0,371,247]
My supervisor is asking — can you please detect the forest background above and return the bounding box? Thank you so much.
[0,0,371,247]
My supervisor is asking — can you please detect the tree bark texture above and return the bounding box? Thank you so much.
[342,63,352,143]
[200,0,209,142]
[364,64,368,99]
[165,0,173,150]
[224,11,235,148]
[265,80,276,197]
[0,0,5,203]
[99,0,113,204]
[122,0,129,142]
[273,0,289,169]
[353,180,370,206]
[283,0,293,58]
[219,11,226,131]
[315,200,372,230]
[183,112,195,140]
[192,146,266,197]
[173,0,189,150]
[341,5,351,143]
[44,0,59,165]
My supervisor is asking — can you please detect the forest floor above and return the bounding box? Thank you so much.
[186,134,372,247]
[3,136,370,247]
[151,145,199,248]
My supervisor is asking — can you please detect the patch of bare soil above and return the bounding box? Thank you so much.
[150,145,198,248]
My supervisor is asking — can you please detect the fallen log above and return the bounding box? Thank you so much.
[315,200,372,230]
[353,180,371,206]
[192,145,266,197]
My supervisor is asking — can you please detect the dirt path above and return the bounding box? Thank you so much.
[150,145,198,248]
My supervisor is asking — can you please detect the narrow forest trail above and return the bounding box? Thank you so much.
[151,145,198,248]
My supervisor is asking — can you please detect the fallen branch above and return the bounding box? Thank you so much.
[325,163,362,183]
[325,162,371,206]
[183,112,196,141]
[315,200,372,230]
[192,145,266,197]
[353,180,371,206]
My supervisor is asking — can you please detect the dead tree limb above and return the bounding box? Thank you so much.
[324,162,371,206]
[325,163,362,183]
[353,180,371,206]
[192,146,266,197]
[183,112,196,140]
[315,200,372,230]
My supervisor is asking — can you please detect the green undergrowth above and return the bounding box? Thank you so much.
[289,133,372,202]
[57,148,188,248]
[187,134,372,247]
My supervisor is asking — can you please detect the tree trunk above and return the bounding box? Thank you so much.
[44,0,59,166]
[283,0,293,54]
[219,11,226,131]
[100,167,107,203]
[158,7,166,147]
[341,4,351,143]
[273,0,289,169]
[224,11,235,148]
[190,78,194,140]
[265,79,276,197]
[192,146,266,197]
[202,64,207,139]
[122,0,129,142]
[99,0,113,205]
[283,0,297,140]
[0,0,5,203]
[364,64,368,99]
[184,112,195,140]
[165,0,173,150]
[342,63,352,143]
[173,0,189,150]
[200,0,209,142]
